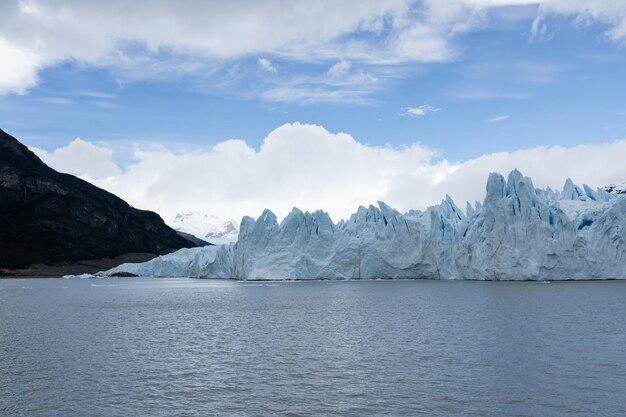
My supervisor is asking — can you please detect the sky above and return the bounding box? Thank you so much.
[1,0,626,223]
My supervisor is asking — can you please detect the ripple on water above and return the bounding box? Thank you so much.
[0,278,625,416]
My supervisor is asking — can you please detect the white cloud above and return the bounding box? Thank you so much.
[258,58,276,73]
[0,1,410,95]
[326,61,378,85]
[433,140,626,211]
[0,36,41,94]
[327,60,351,79]
[260,64,384,104]
[261,86,373,105]
[535,0,626,42]
[31,139,122,179]
[1,1,626,95]
[487,115,510,122]
[400,104,441,117]
[529,10,559,42]
[33,123,626,224]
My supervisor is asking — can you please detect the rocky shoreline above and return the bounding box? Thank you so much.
[0,252,160,278]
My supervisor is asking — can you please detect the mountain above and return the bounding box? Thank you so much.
[106,169,626,281]
[603,183,626,195]
[0,128,196,272]
[175,231,212,248]
[170,210,239,244]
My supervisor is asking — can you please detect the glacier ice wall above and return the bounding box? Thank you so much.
[105,170,626,280]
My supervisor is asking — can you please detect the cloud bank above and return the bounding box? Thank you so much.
[31,139,121,178]
[1,1,626,95]
[32,123,626,224]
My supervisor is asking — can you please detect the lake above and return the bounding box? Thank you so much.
[1,278,625,416]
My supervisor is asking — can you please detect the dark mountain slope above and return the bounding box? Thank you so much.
[0,128,196,269]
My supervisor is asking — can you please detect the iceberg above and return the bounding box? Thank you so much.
[63,273,98,279]
[104,170,626,280]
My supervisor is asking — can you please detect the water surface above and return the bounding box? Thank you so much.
[1,278,625,416]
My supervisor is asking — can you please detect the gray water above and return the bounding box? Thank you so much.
[1,278,625,417]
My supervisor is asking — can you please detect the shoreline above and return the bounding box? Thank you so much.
[0,252,161,278]
[4,275,625,282]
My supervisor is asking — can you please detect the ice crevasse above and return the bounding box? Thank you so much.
[104,170,626,280]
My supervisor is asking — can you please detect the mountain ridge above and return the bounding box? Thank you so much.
[171,210,239,244]
[0,128,196,271]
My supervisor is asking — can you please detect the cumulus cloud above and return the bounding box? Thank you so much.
[433,141,626,210]
[1,1,626,95]
[0,36,41,94]
[31,139,121,179]
[32,123,626,224]
[400,104,441,117]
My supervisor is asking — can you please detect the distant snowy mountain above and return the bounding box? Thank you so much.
[107,169,626,281]
[603,183,626,195]
[170,211,239,244]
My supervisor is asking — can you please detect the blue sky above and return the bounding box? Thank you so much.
[2,1,626,221]
[1,2,625,161]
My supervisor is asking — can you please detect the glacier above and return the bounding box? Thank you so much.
[104,170,626,280]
